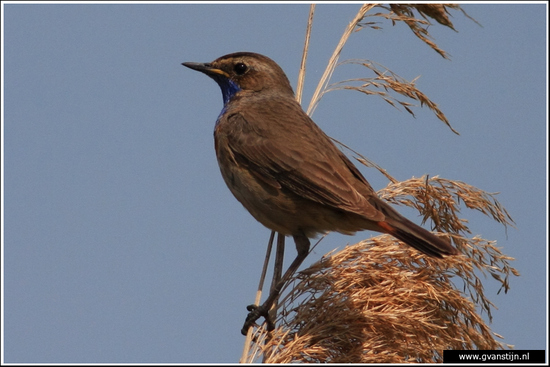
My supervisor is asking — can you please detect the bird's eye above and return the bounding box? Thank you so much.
[234,62,248,75]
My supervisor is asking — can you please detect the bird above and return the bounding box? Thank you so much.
[182,52,458,334]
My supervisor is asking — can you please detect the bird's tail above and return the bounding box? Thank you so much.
[376,218,458,258]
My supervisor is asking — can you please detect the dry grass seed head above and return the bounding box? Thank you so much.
[251,238,511,363]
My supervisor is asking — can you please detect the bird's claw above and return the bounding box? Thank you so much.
[241,304,274,335]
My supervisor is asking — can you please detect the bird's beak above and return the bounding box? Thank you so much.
[182,62,230,78]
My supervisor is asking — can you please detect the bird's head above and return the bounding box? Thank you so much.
[183,52,295,105]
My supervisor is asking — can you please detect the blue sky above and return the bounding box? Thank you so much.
[2,2,547,363]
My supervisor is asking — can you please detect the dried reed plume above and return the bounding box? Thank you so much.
[241,4,517,363]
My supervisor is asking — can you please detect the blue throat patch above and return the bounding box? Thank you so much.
[216,77,241,105]
[212,77,241,125]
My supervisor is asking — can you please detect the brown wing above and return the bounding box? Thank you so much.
[219,102,385,222]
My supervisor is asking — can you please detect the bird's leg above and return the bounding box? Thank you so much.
[261,234,285,363]
[241,233,310,335]
[268,234,285,323]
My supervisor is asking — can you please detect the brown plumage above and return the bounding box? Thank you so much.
[183,52,458,334]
